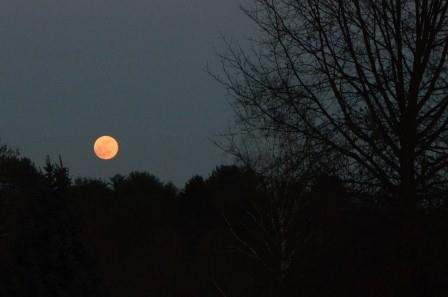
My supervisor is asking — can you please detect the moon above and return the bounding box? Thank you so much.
[94,136,119,160]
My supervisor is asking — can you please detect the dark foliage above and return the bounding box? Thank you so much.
[0,145,447,297]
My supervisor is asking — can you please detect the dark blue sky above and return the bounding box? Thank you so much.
[0,0,254,186]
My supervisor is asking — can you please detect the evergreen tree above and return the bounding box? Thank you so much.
[10,156,101,297]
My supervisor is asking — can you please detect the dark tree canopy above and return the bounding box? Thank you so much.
[0,140,446,296]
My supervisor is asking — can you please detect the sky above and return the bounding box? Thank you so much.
[0,0,255,186]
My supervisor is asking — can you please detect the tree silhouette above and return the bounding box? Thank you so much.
[0,137,447,296]
[3,155,101,297]
[214,0,448,212]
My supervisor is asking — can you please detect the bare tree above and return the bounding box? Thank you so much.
[213,0,448,212]
[220,172,307,297]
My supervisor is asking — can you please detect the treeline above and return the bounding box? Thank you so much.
[0,145,447,297]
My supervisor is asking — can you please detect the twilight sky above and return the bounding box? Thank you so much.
[0,0,254,186]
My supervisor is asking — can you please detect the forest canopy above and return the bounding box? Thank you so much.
[0,143,446,296]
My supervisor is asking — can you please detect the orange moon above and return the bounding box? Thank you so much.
[94,136,119,160]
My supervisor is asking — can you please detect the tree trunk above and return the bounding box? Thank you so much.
[398,107,418,214]
[395,110,420,296]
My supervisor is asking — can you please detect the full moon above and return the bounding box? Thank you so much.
[94,136,119,160]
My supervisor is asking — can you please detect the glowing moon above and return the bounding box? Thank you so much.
[94,136,119,160]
